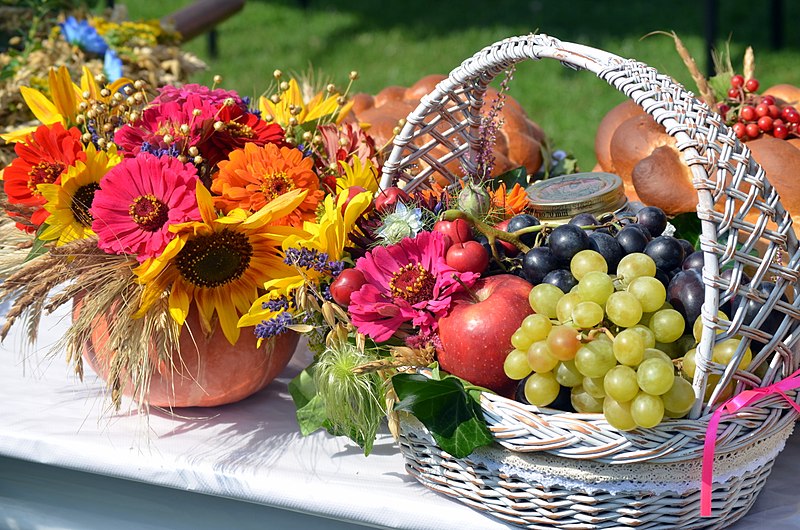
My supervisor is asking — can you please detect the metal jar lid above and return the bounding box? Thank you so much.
[526,172,627,221]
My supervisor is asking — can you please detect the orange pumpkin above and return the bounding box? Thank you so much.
[75,297,299,408]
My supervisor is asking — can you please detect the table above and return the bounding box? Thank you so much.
[0,305,798,529]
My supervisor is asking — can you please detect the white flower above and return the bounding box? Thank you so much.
[377,202,423,245]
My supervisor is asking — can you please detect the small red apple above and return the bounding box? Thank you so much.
[374,186,410,212]
[493,219,520,257]
[445,241,489,274]
[330,269,367,306]
[437,274,534,395]
[433,218,473,248]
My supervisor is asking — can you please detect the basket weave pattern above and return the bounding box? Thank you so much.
[380,34,800,527]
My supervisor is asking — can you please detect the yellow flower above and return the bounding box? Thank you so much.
[2,66,131,143]
[337,158,379,194]
[258,78,353,128]
[37,144,121,246]
[239,188,372,329]
[134,182,308,345]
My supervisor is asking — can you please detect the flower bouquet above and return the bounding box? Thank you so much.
[0,66,383,409]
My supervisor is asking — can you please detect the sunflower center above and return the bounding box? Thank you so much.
[129,194,169,232]
[224,121,253,139]
[260,172,295,202]
[389,263,435,305]
[175,229,253,288]
[27,161,65,195]
[70,182,100,227]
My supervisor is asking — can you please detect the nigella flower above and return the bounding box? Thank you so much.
[349,230,478,342]
[377,201,423,245]
[103,49,123,82]
[59,16,108,55]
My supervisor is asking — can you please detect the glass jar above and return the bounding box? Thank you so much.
[526,172,628,224]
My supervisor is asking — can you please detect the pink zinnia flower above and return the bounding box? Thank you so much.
[90,153,202,261]
[349,230,478,342]
[114,94,217,157]
[152,84,244,108]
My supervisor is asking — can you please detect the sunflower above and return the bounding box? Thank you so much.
[212,142,323,226]
[37,144,121,246]
[134,182,308,344]
[239,188,373,331]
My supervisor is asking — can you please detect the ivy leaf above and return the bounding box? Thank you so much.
[289,365,328,436]
[489,166,527,190]
[392,373,493,458]
[670,212,702,250]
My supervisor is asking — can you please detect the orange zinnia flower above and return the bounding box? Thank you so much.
[491,182,530,217]
[212,143,323,227]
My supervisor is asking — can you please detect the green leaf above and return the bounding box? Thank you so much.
[23,224,50,263]
[392,373,493,458]
[289,365,329,436]
[488,166,527,190]
[670,212,702,250]
[295,394,329,436]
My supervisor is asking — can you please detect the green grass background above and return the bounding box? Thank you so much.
[126,0,800,169]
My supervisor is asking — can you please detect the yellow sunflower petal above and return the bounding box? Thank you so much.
[242,188,308,228]
[19,86,61,125]
[169,283,191,325]
[195,180,217,225]
[134,281,166,318]
[214,289,241,345]
[194,288,216,334]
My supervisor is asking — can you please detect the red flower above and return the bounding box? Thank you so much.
[3,123,86,231]
[197,103,287,167]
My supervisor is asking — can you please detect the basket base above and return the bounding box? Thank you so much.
[398,417,794,529]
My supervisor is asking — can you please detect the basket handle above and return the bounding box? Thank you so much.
[378,33,800,419]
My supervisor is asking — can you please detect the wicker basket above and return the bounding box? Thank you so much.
[379,34,800,529]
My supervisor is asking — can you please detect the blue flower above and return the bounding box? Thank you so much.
[376,201,423,245]
[60,16,108,56]
[254,311,295,339]
[104,49,123,82]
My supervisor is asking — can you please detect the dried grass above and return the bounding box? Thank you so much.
[0,236,181,409]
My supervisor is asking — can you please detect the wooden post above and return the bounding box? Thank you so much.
[161,0,246,42]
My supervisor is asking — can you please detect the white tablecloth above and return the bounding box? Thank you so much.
[0,306,798,529]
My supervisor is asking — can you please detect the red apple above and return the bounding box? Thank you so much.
[330,269,367,306]
[437,274,534,395]
[446,241,489,274]
[493,219,520,257]
[374,186,410,212]
[433,218,473,248]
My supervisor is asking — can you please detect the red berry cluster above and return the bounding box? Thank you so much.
[719,74,799,141]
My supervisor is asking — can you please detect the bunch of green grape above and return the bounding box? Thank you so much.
[503,250,699,430]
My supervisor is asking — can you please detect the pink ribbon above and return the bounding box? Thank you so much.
[701,368,800,517]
